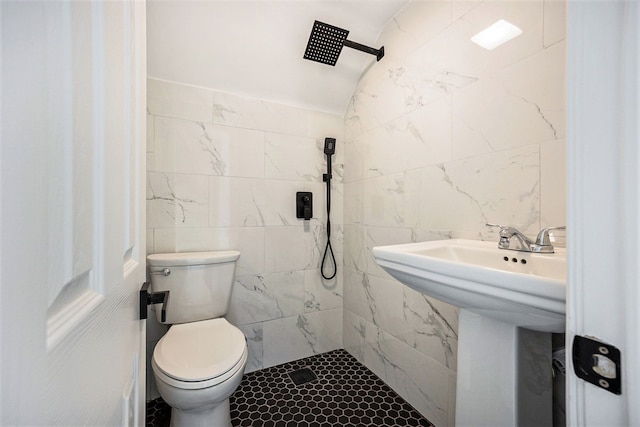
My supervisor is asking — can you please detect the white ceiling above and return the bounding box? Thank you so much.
[147,0,409,116]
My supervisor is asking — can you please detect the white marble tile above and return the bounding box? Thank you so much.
[366,98,452,178]
[350,60,455,135]
[376,0,453,66]
[357,317,451,426]
[540,139,567,229]
[263,180,312,226]
[147,114,155,153]
[461,0,544,76]
[514,329,554,426]
[147,78,212,123]
[543,0,566,47]
[146,228,155,255]
[409,0,544,88]
[410,228,456,244]
[152,226,265,276]
[343,270,405,337]
[343,181,363,225]
[226,271,305,325]
[235,323,263,373]
[359,69,420,133]
[264,133,323,181]
[452,0,482,21]
[500,40,566,141]
[208,177,301,227]
[152,117,264,178]
[343,224,366,273]
[146,153,155,174]
[343,135,368,183]
[401,286,459,370]
[447,370,458,427]
[147,172,209,227]
[403,168,425,229]
[451,112,495,160]
[262,309,343,368]
[343,308,369,363]
[212,91,307,136]
[362,173,406,227]
[418,145,540,235]
[344,98,365,142]
[453,74,562,157]
[303,268,343,313]
[363,226,413,277]
[264,225,323,273]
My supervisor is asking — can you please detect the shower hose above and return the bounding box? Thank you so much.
[321,156,337,280]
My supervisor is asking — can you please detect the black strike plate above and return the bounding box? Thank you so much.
[572,335,621,395]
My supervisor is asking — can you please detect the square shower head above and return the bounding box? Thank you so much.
[303,20,350,66]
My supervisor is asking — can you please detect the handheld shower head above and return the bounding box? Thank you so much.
[324,138,336,155]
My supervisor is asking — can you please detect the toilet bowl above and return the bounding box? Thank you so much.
[152,318,247,427]
[147,251,245,427]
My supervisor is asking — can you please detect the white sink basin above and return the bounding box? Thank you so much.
[372,239,566,332]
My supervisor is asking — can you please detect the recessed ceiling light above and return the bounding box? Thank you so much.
[471,19,523,50]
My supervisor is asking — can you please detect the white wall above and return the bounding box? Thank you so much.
[145,78,344,398]
[342,0,566,425]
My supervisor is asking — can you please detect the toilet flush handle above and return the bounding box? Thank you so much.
[139,282,170,322]
[150,268,171,276]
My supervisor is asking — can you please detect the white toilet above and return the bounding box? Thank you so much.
[147,251,247,427]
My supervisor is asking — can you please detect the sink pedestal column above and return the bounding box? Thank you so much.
[456,309,553,427]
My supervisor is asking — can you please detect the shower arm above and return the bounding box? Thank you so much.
[343,40,385,62]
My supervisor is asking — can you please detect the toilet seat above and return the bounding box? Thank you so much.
[153,318,247,390]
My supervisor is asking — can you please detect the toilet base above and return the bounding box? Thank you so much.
[170,398,231,427]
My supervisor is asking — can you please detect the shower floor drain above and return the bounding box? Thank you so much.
[288,367,317,386]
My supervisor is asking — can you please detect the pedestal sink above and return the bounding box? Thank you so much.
[372,239,566,427]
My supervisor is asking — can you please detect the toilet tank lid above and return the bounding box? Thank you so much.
[147,251,240,267]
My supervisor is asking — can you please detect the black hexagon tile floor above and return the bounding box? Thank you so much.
[147,348,434,427]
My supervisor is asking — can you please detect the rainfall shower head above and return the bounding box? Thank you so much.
[303,20,384,66]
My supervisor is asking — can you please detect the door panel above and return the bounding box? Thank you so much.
[1,1,146,425]
[567,0,639,425]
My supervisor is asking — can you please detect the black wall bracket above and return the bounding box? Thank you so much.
[139,282,170,323]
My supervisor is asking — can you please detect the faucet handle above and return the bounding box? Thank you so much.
[485,223,511,235]
[535,226,566,246]
[485,222,505,230]
[485,223,513,248]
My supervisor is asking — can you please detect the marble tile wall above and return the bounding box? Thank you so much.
[343,0,566,426]
[145,78,344,398]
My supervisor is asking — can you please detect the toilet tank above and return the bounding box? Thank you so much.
[147,251,240,324]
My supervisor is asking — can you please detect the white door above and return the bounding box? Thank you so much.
[567,0,640,425]
[1,1,147,425]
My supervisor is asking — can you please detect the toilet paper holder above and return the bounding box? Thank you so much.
[139,282,170,322]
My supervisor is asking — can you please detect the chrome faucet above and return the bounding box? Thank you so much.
[486,223,566,253]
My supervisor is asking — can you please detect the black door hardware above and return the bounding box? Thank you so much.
[139,282,170,323]
[573,335,621,395]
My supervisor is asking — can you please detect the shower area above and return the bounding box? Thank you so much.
[146,0,566,425]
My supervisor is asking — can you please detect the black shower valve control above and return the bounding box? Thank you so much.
[296,192,313,221]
